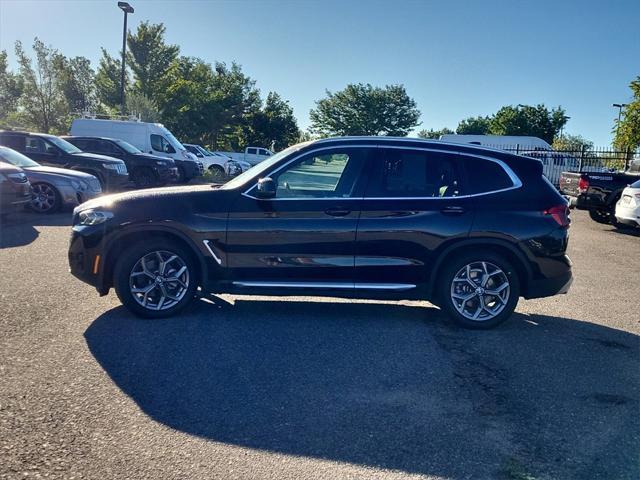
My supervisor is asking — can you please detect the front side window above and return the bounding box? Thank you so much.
[151,134,173,153]
[270,148,368,199]
[247,148,258,155]
[366,149,462,198]
[460,155,515,194]
[25,137,47,154]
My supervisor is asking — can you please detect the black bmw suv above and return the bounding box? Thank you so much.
[62,136,177,188]
[68,137,572,328]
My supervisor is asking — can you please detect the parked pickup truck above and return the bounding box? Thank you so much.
[560,159,640,225]
[217,147,273,166]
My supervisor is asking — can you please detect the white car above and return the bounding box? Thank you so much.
[615,179,640,228]
[184,144,251,181]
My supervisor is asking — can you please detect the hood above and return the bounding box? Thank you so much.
[24,165,97,181]
[132,153,175,164]
[76,184,229,213]
[0,161,25,175]
[72,152,124,164]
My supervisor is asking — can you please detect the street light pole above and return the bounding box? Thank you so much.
[118,2,134,116]
[612,103,627,132]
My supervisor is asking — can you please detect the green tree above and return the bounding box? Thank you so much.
[14,38,67,133]
[55,55,96,114]
[95,48,125,110]
[552,133,593,152]
[614,76,640,151]
[127,22,179,102]
[417,127,454,139]
[309,83,421,137]
[0,50,23,124]
[126,92,161,122]
[489,104,567,144]
[244,92,300,151]
[156,56,214,141]
[456,116,491,134]
[201,62,262,150]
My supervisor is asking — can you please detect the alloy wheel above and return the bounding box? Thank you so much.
[129,250,190,311]
[450,261,510,321]
[31,183,57,213]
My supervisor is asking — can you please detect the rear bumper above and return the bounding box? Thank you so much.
[524,268,573,299]
[615,204,639,227]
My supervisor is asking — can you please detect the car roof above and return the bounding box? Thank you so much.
[62,135,116,141]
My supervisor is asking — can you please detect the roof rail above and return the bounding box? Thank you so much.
[74,111,142,122]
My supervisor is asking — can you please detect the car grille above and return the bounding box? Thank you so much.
[196,162,204,175]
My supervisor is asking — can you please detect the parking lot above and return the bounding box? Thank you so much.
[0,210,638,480]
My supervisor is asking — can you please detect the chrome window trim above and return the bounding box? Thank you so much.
[241,143,522,201]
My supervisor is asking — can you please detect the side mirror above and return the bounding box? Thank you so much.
[256,177,276,199]
[165,144,176,154]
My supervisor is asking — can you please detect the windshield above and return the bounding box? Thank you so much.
[197,146,213,156]
[46,135,82,154]
[114,139,142,154]
[0,146,40,167]
[163,130,186,151]
[221,142,310,190]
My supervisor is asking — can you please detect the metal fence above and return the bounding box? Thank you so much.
[472,144,638,187]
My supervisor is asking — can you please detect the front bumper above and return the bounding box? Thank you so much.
[68,224,108,293]
[104,171,130,191]
[158,166,179,182]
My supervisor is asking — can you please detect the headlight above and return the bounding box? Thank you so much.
[70,179,88,191]
[7,172,27,183]
[103,163,117,170]
[78,209,113,226]
[156,161,168,166]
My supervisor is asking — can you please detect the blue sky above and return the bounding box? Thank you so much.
[1,0,638,145]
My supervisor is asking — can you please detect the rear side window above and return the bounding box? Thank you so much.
[69,138,90,150]
[247,148,258,155]
[0,134,25,151]
[366,149,462,198]
[460,155,514,194]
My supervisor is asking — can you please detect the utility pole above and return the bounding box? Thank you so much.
[612,103,628,134]
[118,2,135,116]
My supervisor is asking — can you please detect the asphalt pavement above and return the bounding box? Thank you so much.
[0,209,638,480]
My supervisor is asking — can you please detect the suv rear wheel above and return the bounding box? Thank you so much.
[438,252,520,329]
[113,240,198,318]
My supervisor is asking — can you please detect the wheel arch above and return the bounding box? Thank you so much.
[428,238,533,300]
[101,226,207,293]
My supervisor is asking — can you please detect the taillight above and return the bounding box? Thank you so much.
[578,177,589,193]
[544,205,570,228]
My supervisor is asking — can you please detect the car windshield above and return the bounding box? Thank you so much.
[163,131,186,151]
[197,146,213,156]
[114,139,142,154]
[221,142,310,190]
[0,146,40,167]
[630,179,640,188]
[45,136,82,154]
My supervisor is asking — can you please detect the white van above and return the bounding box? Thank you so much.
[70,118,198,164]
[439,134,552,151]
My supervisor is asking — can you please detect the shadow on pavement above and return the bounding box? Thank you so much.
[0,212,71,248]
[85,298,639,479]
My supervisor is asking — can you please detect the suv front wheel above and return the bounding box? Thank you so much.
[113,240,198,318]
[438,252,520,329]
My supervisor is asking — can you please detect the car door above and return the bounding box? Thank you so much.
[355,147,475,290]
[225,146,374,286]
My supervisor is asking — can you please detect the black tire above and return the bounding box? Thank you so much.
[113,240,198,318]
[132,167,157,189]
[29,182,61,214]
[208,165,226,183]
[438,252,520,329]
[588,209,611,224]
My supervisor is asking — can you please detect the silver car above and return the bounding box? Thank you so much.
[0,146,102,213]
